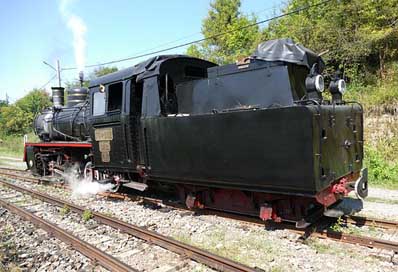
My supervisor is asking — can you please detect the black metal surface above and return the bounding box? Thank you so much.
[66,87,88,107]
[177,61,294,115]
[51,87,65,108]
[143,106,315,194]
[89,55,216,87]
[34,103,90,141]
[252,38,325,71]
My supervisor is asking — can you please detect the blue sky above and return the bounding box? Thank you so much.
[0,0,283,101]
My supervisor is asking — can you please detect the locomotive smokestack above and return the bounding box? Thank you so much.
[79,71,84,87]
[66,72,88,107]
[51,86,65,108]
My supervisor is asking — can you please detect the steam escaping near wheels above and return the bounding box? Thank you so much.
[59,164,115,197]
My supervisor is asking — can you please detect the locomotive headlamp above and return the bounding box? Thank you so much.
[329,79,346,94]
[315,75,325,92]
[338,79,346,94]
[305,74,325,93]
[329,78,346,104]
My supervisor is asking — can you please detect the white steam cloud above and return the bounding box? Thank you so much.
[60,164,114,198]
[59,0,87,71]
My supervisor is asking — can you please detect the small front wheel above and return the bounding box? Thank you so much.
[83,161,93,181]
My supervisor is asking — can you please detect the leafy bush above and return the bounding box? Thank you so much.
[345,64,398,110]
[0,89,50,135]
[364,144,398,189]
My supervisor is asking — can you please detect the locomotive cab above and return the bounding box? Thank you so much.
[87,56,216,182]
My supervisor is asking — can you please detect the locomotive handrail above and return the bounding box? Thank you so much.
[294,99,321,106]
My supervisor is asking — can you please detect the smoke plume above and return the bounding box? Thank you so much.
[59,0,87,71]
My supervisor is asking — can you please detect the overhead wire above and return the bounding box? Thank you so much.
[90,1,284,63]
[39,74,58,89]
[62,0,333,70]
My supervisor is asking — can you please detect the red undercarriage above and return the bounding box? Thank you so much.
[179,172,360,223]
[23,142,92,161]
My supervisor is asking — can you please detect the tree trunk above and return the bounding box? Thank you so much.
[379,47,386,79]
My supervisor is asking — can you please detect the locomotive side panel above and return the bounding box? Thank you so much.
[316,104,364,190]
[142,106,317,195]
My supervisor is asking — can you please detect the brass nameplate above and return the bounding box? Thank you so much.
[101,151,110,162]
[95,128,113,141]
[99,141,111,152]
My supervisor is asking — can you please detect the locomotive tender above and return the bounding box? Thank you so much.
[25,39,368,227]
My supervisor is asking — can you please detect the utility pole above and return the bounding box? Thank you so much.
[43,60,62,87]
[56,60,61,87]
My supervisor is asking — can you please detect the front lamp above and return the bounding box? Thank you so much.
[329,79,346,94]
[305,74,325,93]
[329,78,347,103]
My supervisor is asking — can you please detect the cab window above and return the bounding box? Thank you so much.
[93,91,106,116]
[107,82,123,112]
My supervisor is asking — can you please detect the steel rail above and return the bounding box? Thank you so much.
[345,215,398,230]
[0,179,257,272]
[0,198,137,272]
[1,169,398,253]
[311,229,398,253]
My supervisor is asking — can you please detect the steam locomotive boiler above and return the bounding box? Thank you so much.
[25,39,368,227]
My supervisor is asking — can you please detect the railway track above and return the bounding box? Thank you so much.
[0,167,397,255]
[0,197,135,272]
[0,173,258,272]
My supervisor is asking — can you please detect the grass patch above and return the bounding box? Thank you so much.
[329,217,344,233]
[173,229,276,267]
[328,217,381,239]
[59,204,71,216]
[0,132,38,158]
[303,237,379,264]
[82,210,93,222]
[304,238,335,254]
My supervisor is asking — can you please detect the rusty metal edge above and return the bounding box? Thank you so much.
[0,179,258,272]
[0,198,137,272]
[345,215,398,230]
[313,229,398,253]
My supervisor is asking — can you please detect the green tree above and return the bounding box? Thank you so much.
[187,0,265,64]
[0,89,50,135]
[0,100,8,108]
[0,105,33,135]
[92,66,118,77]
[266,0,398,81]
[15,89,51,115]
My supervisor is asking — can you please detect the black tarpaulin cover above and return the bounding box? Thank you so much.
[252,38,324,72]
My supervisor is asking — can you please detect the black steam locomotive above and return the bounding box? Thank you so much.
[25,39,368,227]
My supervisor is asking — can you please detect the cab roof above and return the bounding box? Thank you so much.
[89,55,216,87]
